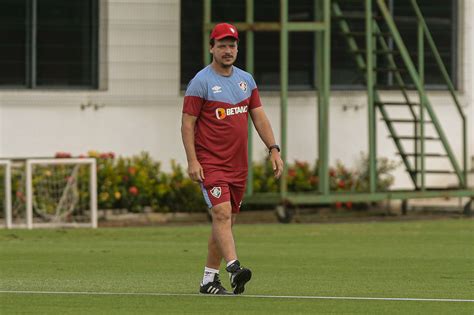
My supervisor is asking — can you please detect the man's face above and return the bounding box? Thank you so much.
[210,37,238,68]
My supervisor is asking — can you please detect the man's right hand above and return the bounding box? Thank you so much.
[187,159,205,182]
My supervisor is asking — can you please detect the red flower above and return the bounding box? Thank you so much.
[288,168,297,178]
[55,152,71,158]
[345,202,353,209]
[295,160,308,169]
[338,180,345,189]
[128,167,137,176]
[329,168,336,177]
[16,191,25,201]
[99,152,115,159]
[129,186,139,196]
[335,201,342,209]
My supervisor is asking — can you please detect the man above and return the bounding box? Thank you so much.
[181,23,284,295]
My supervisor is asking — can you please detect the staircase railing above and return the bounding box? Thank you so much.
[332,2,417,187]
[376,0,465,188]
[408,0,467,187]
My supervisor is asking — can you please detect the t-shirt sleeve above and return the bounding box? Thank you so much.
[183,78,206,117]
[248,76,262,110]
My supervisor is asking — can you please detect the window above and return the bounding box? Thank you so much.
[0,0,27,86]
[181,0,457,90]
[394,0,457,87]
[334,0,457,89]
[0,0,99,89]
[180,0,314,90]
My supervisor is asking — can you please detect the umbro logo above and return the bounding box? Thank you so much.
[212,85,222,94]
[210,187,222,198]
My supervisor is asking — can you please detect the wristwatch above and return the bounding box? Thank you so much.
[268,144,280,155]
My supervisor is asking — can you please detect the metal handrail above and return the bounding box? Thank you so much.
[376,0,465,187]
[409,0,464,120]
[409,0,467,187]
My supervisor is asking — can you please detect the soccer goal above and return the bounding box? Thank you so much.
[23,158,98,229]
[0,160,13,229]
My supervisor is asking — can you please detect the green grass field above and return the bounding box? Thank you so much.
[1,219,473,314]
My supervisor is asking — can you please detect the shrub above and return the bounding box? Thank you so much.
[0,151,399,216]
[158,161,207,212]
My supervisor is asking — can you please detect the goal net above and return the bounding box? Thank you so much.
[2,158,97,229]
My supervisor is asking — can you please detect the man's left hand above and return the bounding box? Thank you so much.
[270,151,284,179]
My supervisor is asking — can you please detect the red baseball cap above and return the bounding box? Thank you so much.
[210,23,239,41]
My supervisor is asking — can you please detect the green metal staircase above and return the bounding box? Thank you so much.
[332,0,467,191]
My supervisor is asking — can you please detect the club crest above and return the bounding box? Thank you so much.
[238,81,247,92]
[210,187,222,198]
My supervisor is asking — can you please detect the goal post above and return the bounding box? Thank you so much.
[0,160,12,229]
[25,158,98,229]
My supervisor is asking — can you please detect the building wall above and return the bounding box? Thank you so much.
[466,0,474,186]
[0,0,472,189]
[0,0,182,161]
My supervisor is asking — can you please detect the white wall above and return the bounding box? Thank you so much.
[466,0,474,176]
[0,0,472,189]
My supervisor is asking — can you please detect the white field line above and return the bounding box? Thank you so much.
[0,290,473,303]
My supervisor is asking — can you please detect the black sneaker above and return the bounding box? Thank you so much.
[199,273,230,295]
[226,260,252,295]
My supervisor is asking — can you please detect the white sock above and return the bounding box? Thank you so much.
[201,267,219,285]
[226,259,237,268]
